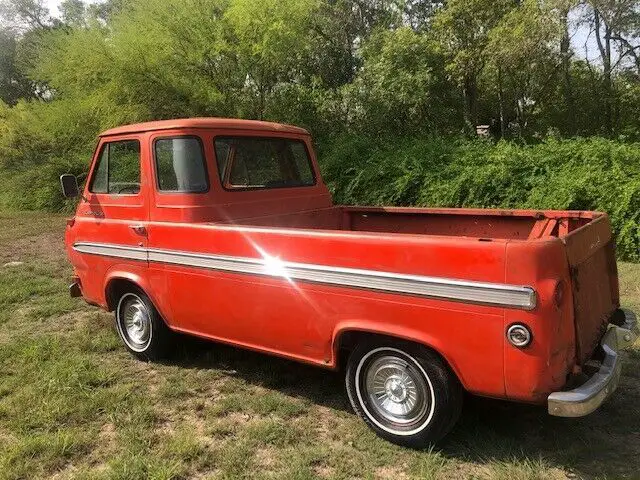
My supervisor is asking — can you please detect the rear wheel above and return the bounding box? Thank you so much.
[345,340,462,448]
[115,289,172,360]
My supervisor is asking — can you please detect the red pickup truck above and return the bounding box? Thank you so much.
[61,118,638,448]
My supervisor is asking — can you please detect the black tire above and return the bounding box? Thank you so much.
[115,288,172,361]
[345,339,463,448]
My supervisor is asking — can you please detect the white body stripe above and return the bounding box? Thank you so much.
[73,242,537,310]
[73,242,148,261]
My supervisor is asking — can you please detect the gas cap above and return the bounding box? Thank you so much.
[507,324,532,348]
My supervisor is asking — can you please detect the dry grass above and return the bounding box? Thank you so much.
[0,210,638,479]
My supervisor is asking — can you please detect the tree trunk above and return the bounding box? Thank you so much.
[560,7,575,135]
[594,8,612,134]
[258,85,265,120]
[463,76,478,133]
[516,97,526,137]
[498,65,506,138]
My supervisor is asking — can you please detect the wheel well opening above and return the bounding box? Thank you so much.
[335,330,455,378]
[105,279,141,312]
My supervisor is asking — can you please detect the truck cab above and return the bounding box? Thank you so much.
[61,118,638,448]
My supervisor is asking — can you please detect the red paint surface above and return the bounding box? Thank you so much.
[64,118,620,404]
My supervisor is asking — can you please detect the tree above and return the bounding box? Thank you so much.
[0,0,51,104]
[0,30,36,105]
[86,0,130,24]
[224,0,321,119]
[432,0,514,132]
[484,0,563,136]
[403,0,442,31]
[558,0,579,135]
[582,0,640,133]
[344,27,460,134]
[0,0,51,31]
[59,0,86,28]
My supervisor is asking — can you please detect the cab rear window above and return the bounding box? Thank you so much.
[214,137,315,190]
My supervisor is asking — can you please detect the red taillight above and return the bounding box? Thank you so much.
[66,217,75,228]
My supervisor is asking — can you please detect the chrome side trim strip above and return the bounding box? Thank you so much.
[73,242,148,261]
[73,242,537,310]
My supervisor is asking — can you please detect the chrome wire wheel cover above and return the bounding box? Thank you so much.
[356,348,435,435]
[117,293,152,352]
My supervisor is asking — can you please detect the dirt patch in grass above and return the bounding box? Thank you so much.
[375,465,410,479]
[0,212,66,264]
[0,209,639,479]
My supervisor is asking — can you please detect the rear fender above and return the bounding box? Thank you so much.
[330,320,466,389]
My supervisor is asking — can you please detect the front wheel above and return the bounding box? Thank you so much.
[345,340,462,448]
[115,289,172,360]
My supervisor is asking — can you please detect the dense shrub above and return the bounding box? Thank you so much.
[2,117,639,261]
[0,97,127,212]
[321,135,640,261]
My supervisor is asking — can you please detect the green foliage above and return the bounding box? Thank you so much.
[431,0,514,128]
[483,0,563,133]
[322,135,640,261]
[0,30,34,105]
[0,96,109,211]
[342,27,461,135]
[0,0,638,262]
[433,0,514,84]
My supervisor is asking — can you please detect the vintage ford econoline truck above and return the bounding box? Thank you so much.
[61,118,638,447]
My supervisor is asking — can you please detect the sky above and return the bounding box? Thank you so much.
[45,0,62,17]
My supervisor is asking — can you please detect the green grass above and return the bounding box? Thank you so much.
[0,210,638,479]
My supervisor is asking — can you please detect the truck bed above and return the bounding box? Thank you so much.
[226,205,598,240]
[224,205,619,365]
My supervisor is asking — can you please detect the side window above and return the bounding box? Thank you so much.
[214,137,316,190]
[89,140,141,195]
[154,137,208,192]
[90,147,109,193]
[214,140,231,184]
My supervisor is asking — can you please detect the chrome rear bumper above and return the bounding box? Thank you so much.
[548,309,638,417]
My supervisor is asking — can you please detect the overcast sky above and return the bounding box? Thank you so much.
[44,0,62,17]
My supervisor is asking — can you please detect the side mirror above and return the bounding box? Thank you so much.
[60,174,79,198]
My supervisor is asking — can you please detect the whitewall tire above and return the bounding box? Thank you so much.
[345,340,462,448]
[115,288,172,360]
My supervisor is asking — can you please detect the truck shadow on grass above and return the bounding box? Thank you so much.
[444,390,640,478]
[166,335,640,479]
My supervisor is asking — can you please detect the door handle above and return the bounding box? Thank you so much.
[129,225,147,236]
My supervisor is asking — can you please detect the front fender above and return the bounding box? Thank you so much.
[103,266,173,326]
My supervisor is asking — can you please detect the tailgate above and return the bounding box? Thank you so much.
[562,215,620,364]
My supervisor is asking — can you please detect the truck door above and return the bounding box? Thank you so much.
[71,135,150,305]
